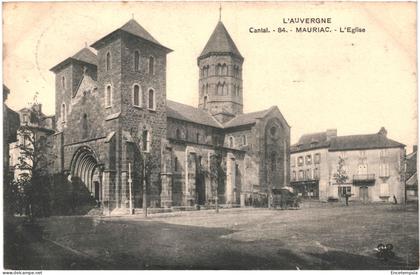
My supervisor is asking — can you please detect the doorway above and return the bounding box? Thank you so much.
[359,186,369,202]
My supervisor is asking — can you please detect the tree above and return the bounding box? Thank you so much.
[14,105,55,219]
[333,156,349,205]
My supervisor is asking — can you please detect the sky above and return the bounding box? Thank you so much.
[3,1,417,151]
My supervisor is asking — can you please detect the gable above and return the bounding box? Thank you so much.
[72,74,98,103]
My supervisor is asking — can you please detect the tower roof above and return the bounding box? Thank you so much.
[50,47,97,73]
[199,21,243,60]
[91,19,172,52]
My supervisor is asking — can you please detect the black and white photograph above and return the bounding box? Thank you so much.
[2,1,418,271]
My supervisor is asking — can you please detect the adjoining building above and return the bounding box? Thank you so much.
[48,18,290,213]
[9,103,55,181]
[3,85,20,217]
[405,145,418,202]
[290,127,406,203]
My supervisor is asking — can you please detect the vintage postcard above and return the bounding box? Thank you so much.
[2,1,418,271]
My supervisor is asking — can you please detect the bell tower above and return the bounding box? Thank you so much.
[197,20,244,123]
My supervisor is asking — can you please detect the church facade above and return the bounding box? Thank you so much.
[49,19,290,213]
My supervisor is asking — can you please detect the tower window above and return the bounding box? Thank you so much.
[242,135,247,145]
[205,84,209,94]
[133,84,141,107]
[134,50,140,71]
[229,136,234,148]
[61,76,66,89]
[142,130,151,152]
[106,52,111,71]
[203,96,208,109]
[174,157,178,172]
[196,132,200,143]
[176,128,181,139]
[216,64,221,76]
[82,113,88,139]
[222,82,227,95]
[148,89,155,110]
[221,64,227,75]
[105,85,112,108]
[61,103,67,125]
[148,56,155,75]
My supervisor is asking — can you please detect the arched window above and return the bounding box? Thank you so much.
[222,83,227,95]
[148,89,155,110]
[148,56,155,75]
[61,76,66,89]
[174,157,178,172]
[134,50,140,71]
[242,135,247,145]
[229,136,234,148]
[205,84,209,94]
[216,83,222,95]
[106,52,111,71]
[105,85,112,107]
[61,103,67,124]
[222,64,227,75]
[202,84,205,95]
[216,64,221,76]
[142,130,151,152]
[176,128,181,139]
[133,84,141,107]
[203,96,207,109]
[82,113,88,138]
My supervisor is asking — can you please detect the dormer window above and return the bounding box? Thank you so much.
[148,56,155,75]
[106,52,111,72]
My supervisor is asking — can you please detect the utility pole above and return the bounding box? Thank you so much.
[128,162,133,214]
[142,154,148,218]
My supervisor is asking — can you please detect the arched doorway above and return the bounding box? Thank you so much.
[70,146,102,202]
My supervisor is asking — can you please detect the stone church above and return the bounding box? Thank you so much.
[49,18,290,213]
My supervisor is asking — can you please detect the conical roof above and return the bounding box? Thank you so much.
[91,19,172,52]
[199,21,243,60]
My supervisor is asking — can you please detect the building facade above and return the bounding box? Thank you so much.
[48,19,290,213]
[9,104,55,181]
[290,128,406,203]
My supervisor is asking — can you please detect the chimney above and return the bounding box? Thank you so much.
[326,129,337,141]
[378,127,387,137]
[413,145,418,152]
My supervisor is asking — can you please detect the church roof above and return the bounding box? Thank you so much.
[50,47,97,72]
[166,100,223,128]
[91,19,172,52]
[223,107,273,128]
[329,133,405,151]
[199,21,243,60]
